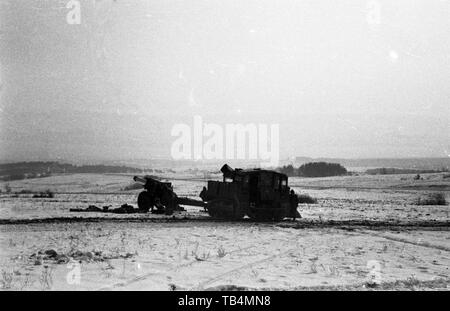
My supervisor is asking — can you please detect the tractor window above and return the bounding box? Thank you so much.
[273,175,280,190]
[280,178,287,189]
[260,172,272,187]
[242,175,249,189]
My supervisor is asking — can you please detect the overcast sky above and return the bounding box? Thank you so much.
[0,0,449,162]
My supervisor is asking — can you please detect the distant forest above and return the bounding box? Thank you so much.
[0,162,143,181]
[278,162,348,177]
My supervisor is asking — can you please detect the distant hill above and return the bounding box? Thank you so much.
[365,168,448,175]
[0,162,143,181]
[294,157,450,171]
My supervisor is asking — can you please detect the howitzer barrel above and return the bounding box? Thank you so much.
[133,176,147,184]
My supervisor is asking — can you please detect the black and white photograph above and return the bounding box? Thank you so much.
[0,0,449,295]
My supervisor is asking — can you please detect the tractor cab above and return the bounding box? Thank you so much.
[203,164,294,220]
[225,167,289,205]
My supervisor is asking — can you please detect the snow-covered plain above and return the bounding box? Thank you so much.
[0,173,448,290]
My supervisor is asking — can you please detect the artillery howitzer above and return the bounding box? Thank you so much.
[133,175,205,215]
[134,164,300,221]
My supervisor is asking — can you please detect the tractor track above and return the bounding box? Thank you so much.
[96,238,284,291]
[192,245,299,290]
[356,230,450,252]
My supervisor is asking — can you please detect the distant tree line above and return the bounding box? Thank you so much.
[278,162,348,177]
[0,162,144,181]
[278,164,296,176]
[365,167,448,175]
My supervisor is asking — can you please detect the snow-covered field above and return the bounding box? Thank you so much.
[0,173,449,290]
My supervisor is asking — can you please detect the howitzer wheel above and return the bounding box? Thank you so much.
[137,191,152,212]
[163,198,176,216]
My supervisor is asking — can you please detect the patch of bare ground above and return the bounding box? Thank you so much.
[1,217,449,231]
[205,277,450,291]
[278,219,450,231]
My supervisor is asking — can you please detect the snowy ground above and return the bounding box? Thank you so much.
[0,173,449,290]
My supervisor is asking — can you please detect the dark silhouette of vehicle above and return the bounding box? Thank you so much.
[134,164,300,221]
